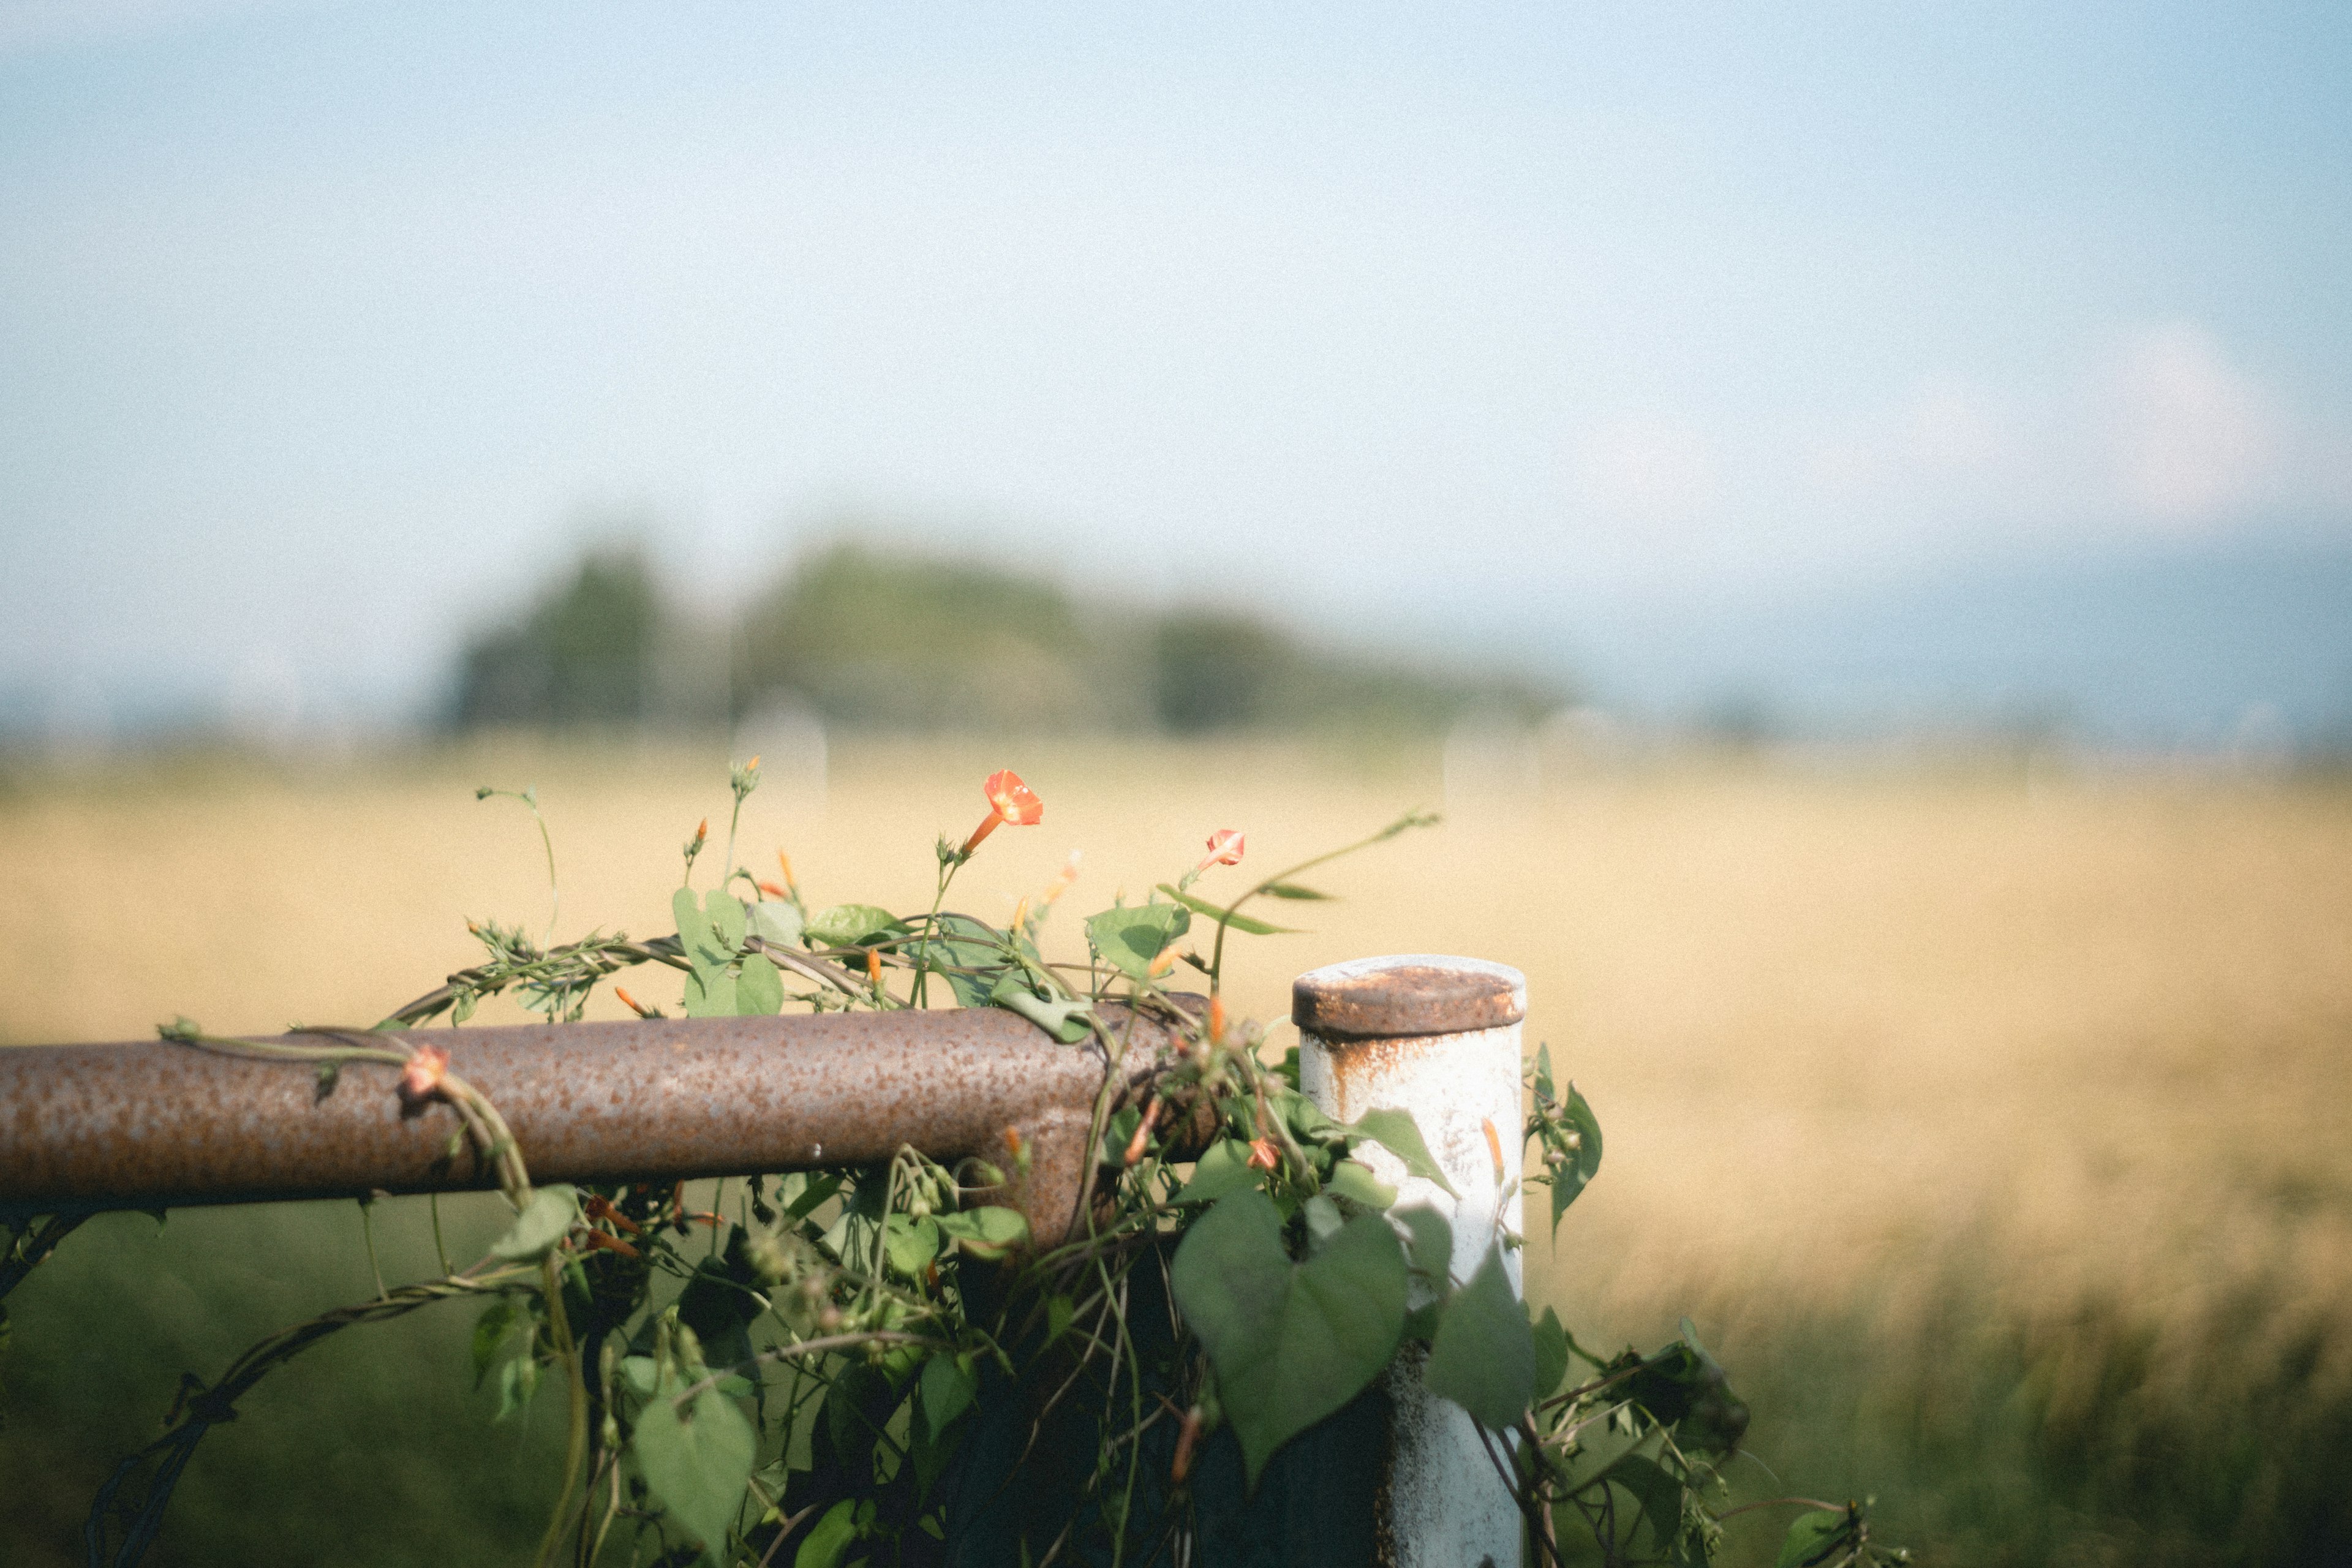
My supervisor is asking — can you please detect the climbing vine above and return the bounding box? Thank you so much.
[5,760,1904,1568]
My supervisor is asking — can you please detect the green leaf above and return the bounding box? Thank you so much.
[1324,1158,1396,1211]
[926,913,1011,1007]
[1533,1040,1556,1102]
[794,1498,861,1568]
[1548,1082,1604,1235]
[735,954,783,1016]
[1777,1508,1860,1568]
[1169,1188,1408,1485]
[704,892,747,953]
[919,1352,978,1436]
[634,1382,756,1562]
[806,903,897,948]
[492,1350,540,1422]
[1083,900,1191,981]
[1349,1108,1459,1199]
[1394,1205,1453,1283]
[1422,1243,1535,1430]
[489,1185,579,1262]
[673,887,718,964]
[747,900,802,948]
[1605,1453,1689,1556]
[1532,1305,1570,1398]
[987,972,1094,1042]
[684,966,737,1017]
[1259,882,1332,900]
[883,1213,940,1278]
[470,1297,518,1387]
[1172,1139,1261,1207]
[933,1205,1028,1259]
[1153,884,1299,937]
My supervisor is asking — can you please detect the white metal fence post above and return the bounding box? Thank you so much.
[1295,953,1528,1568]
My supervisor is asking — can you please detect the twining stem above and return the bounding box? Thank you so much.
[532,1250,590,1568]
[1204,809,1438,995]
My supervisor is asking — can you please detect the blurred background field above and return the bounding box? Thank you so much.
[8,4,2352,1564]
[3,738,2348,1565]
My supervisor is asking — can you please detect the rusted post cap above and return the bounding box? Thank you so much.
[1292,954,1526,1041]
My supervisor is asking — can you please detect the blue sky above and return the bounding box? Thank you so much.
[2,1,2348,737]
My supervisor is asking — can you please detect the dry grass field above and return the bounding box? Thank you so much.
[3,737,2349,1566]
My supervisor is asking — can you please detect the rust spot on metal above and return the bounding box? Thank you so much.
[1292,956,1525,1041]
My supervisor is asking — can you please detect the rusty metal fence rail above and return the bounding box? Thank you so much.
[1,954,1527,1568]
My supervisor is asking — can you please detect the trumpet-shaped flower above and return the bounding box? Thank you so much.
[961,769,1044,855]
[1197,829,1245,870]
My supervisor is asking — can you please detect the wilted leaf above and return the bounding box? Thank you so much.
[490,1185,579,1262]
[806,903,897,948]
[1349,1107,1459,1198]
[1169,1188,1407,1484]
[1084,901,1191,981]
[1422,1243,1535,1430]
[633,1381,756,1561]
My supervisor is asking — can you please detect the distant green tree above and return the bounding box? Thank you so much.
[739,544,1145,730]
[1151,611,1301,731]
[454,549,665,728]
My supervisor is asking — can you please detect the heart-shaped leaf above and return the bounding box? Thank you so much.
[1172,1138,1261,1207]
[1170,1188,1407,1484]
[1349,1107,1459,1198]
[489,1184,578,1262]
[633,1380,755,1562]
[1422,1242,1535,1430]
[1084,901,1191,981]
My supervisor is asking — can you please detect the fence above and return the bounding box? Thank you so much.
[1,954,1527,1568]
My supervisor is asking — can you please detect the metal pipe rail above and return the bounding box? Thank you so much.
[1,956,1530,1568]
[0,1007,1184,1246]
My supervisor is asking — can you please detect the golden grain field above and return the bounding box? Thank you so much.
[4,737,2349,1564]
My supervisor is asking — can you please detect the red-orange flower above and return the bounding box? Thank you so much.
[580,1228,640,1259]
[399,1044,449,1101]
[1246,1137,1280,1172]
[961,769,1044,855]
[1207,995,1226,1043]
[1196,829,1245,870]
[614,986,657,1019]
[756,880,790,900]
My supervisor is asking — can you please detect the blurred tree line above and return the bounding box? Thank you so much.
[453,543,1561,734]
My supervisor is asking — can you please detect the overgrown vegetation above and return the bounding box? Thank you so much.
[451,541,1561,734]
[4,762,1892,1567]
